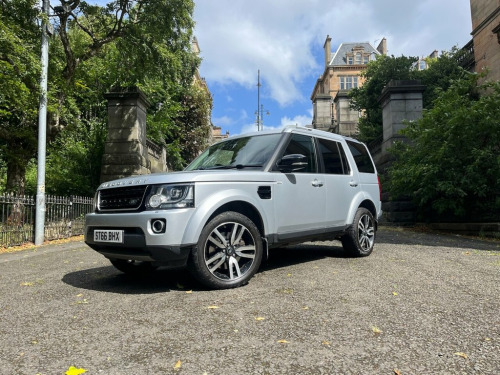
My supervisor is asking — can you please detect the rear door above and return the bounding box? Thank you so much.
[317,137,359,228]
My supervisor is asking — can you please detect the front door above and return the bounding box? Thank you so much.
[273,133,326,238]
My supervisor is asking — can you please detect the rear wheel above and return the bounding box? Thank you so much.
[341,207,375,257]
[189,211,263,289]
[109,259,158,276]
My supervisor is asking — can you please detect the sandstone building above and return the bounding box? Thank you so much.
[311,36,387,136]
[469,0,500,83]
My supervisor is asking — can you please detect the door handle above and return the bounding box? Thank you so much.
[312,179,324,187]
[349,180,358,187]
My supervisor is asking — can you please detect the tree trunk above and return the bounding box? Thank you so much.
[6,158,27,196]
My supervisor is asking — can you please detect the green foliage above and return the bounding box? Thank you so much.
[0,0,41,193]
[26,119,107,196]
[1,0,212,195]
[388,74,500,220]
[350,49,467,143]
[350,55,417,142]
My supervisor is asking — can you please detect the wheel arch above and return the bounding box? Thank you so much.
[358,199,378,230]
[208,201,265,237]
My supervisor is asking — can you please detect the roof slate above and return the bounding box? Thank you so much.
[330,42,380,66]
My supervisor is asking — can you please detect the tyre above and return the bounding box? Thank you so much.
[189,211,263,289]
[109,259,158,276]
[341,207,376,257]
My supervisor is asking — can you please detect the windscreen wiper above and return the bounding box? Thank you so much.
[197,164,262,170]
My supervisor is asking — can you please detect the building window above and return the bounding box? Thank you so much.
[419,60,427,70]
[348,56,353,65]
[355,53,361,64]
[340,76,359,90]
[363,55,370,64]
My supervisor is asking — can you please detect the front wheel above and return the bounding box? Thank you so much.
[188,211,263,289]
[341,207,376,257]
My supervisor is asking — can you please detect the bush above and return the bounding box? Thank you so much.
[388,73,500,221]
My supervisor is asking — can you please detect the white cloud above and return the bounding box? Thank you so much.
[280,114,313,127]
[194,0,471,107]
[212,115,232,126]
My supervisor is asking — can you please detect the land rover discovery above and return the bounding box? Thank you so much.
[85,126,382,289]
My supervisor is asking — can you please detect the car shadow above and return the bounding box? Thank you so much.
[262,242,349,272]
[62,242,349,294]
[62,266,198,294]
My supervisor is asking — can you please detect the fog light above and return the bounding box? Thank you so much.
[151,219,166,234]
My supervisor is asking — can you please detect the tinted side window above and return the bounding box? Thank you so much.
[318,138,350,175]
[282,134,317,173]
[346,140,375,173]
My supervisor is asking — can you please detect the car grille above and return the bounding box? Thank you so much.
[98,186,148,211]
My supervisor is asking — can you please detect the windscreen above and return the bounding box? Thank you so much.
[185,133,282,171]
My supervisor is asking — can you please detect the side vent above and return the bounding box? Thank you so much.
[257,186,271,200]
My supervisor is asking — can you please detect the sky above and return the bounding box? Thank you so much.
[192,0,473,136]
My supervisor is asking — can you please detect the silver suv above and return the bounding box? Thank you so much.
[85,126,382,289]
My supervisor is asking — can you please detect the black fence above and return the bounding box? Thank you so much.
[0,193,94,248]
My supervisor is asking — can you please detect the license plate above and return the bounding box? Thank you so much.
[94,229,124,243]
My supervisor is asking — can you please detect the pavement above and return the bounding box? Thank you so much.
[0,227,499,375]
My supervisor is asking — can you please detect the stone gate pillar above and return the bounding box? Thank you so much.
[380,80,426,154]
[100,87,151,183]
[378,80,425,225]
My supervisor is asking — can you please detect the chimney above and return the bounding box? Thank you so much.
[377,38,387,55]
[324,35,332,67]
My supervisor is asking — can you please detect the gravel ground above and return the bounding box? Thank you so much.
[0,227,499,375]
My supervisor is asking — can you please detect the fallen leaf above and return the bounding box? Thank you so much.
[454,352,468,359]
[65,366,86,375]
[76,293,83,297]
[394,370,402,375]
[277,339,289,344]
[303,306,309,310]
[392,292,398,296]
[207,305,219,309]
[287,273,292,277]
[255,317,266,321]
[173,360,182,369]
[372,326,382,335]
[20,282,34,287]
[185,290,193,294]
[322,341,331,346]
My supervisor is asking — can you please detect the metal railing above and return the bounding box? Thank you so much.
[0,193,94,248]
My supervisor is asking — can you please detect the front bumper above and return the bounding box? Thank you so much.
[84,209,195,267]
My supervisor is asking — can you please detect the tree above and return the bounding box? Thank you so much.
[350,49,468,143]
[350,55,417,142]
[2,0,205,195]
[388,74,500,220]
[0,0,41,194]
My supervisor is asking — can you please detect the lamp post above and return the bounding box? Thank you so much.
[35,0,50,245]
[255,70,269,131]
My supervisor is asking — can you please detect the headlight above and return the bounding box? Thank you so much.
[146,184,194,210]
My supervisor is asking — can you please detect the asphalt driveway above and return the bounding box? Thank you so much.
[0,228,499,374]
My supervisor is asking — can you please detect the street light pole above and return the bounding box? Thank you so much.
[256,70,261,131]
[35,0,50,245]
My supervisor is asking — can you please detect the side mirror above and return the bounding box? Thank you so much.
[277,154,308,173]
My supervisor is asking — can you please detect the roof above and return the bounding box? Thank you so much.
[330,42,380,66]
